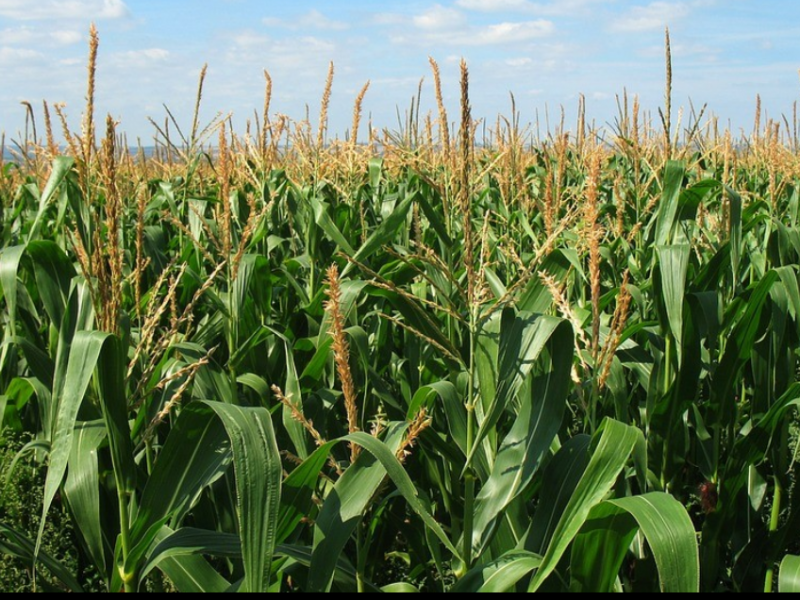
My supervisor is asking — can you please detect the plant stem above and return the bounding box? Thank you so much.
[100,339,136,593]
[463,472,476,570]
[227,266,238,393]
[764,477,783,593]
[660,335,674,491]
[310,258,317,303]
[663,335,674,393]
[145,438,154,476]
[462,305,478,571]
[356,523,366,594]
[766,419,790,593]
[590,374,599,434]
[116,481,135,593]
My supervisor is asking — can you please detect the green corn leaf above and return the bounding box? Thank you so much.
[318,280,368,348]
[570,501,638,593]
[368,157,383,189]
[0,245,26,329]
[132,401,281,593]
[713,270,779,415]
[0,395,7,431]
[471,319,573,555]
[96,335,136,498]
[517,250,575,314]
[467,311,571,472]
[345,432,461,560]
[37,331,112,559]
[308,428,462,592]
[237,372,271,402]
[529,419,642,592]
[230,254,270,340]
[25,241,75,332]
[205,401,282,594]
[344,192,414,277]
[309,426,407,592]
[156,555,230,593]
[654,161,686,246]
[3,375,53,443]
[572,493,699,593]
[415,186,453,248]
[310,195,356,256]
[382,582,421,593]
[282,335,310,459]
[50,281,94,440]
[276,543,381,592]
[726,185,743,283]
[454,550,543,593]
[656,245,690,364]
[63,421,108,584]
[27,156,74,241]
[475,310,501,418]
[11,338,55,390]
[408,381,485,474]
[132,405,232,543]
[368,285,463,366]
[277,443,332,545]
[526,435,592,554]
[779,555,800,593]
[146,527,231,593]
[142,528,241,580]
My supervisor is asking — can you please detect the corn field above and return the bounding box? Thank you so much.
[2,29,800,593]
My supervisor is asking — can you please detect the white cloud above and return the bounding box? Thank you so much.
[0,46,44,63]
[107,48,170,70]
[506,57,534,67]
[638,42,719,63]
[122,48,169,61]
[372,76,425,88]
[413,5,468,30]
[456,0,535,11]
[456,0,614,17]
[224,31,337,75]
[474,20,554,44]
[386,6,554,47]
[52,30,83,45]
[0,0,129,20]
[263,9,348,32]
[611,2,690,33]
[479,42,579,85]
[370,13,407,26]
[301,9,349,31]
[406,19,553,46]
[0,26,82,46]
[231,31,271,48]
[210,29,348,126]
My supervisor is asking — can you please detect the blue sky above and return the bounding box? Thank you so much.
[0,0,798,144]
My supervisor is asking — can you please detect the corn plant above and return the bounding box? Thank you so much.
[1,27,799,593]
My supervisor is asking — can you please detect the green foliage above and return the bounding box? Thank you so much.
[0,434,103,592]
[1,88,799,593]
